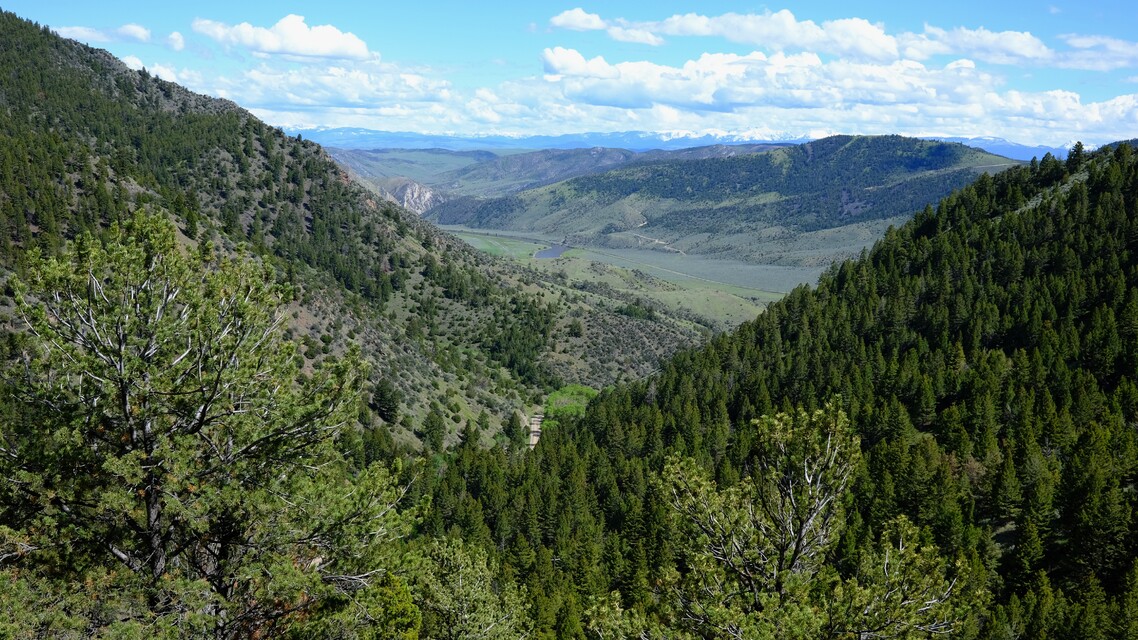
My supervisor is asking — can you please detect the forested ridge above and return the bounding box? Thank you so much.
[413,143,1138,637]
[3,6,1138,639]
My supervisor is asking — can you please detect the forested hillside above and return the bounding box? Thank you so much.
[3,7,1138,639]
[0,10,701,441]
[413,143,1138,637]
[427,135,1017,265]
[0,10,701,636]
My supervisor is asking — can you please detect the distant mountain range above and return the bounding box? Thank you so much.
[287,126,1071,160]
[922,136,1075,161]
[288,127,810,152]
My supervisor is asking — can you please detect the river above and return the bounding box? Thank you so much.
[534,244,571,259]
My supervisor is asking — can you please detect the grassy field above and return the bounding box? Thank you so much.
[451,232,547,259]
[447,227,812,329]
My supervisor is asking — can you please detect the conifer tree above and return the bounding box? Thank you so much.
[0,213,418,637]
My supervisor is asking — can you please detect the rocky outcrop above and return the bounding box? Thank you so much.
[387,179,446,214]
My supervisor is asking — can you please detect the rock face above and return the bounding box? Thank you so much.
[387,179,446,214]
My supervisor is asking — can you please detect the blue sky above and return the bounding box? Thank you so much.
[5,1,1138,146]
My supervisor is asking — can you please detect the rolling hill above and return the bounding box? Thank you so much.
[329,142,785,213]
[426,135,1019,266]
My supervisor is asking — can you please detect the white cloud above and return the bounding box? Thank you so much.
[1058,34,1138,70]
[548,8,664,45]
[466,96,504,123]
[542,47,620,79]
[118,56,188,84]
[550,8,606,31]
[56,23,153,44]
[900,26,1052,64]
[179,9,1138,147]
[55,23,152,45]
[823,18,898,61]
[203,60,452,112]
[54,26,111,42]
[518,42,1138,145]
[167,31,185,51]
[945,59,976,70]
[607,27,663,46]
[116,23,151,43]
[150,63,179,83]
[546,8,1138,76]
[653,10,834,49]
[192,14,374,60]
[551,9,899,62]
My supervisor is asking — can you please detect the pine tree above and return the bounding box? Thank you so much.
[0,213,417,636]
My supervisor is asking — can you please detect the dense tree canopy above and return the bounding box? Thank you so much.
[412,144,1138,638]
[0,214,418,637]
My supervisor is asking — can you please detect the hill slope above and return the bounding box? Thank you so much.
[0,10,701,444]
[329,143,786,213]
[419,142,1138,635]
[428,135,1018,265]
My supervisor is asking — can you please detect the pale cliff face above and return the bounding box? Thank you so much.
[386,179,447,214]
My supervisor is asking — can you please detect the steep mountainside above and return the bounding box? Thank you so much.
[0,11,701,443]
[428,135,1017,264]
[420,143,1138,637]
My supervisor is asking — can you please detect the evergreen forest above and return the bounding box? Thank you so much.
[2,8,1138,640]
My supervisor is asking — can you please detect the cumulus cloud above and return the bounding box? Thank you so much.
[550,9,899,61]
[895,27,1138,71]
[1058,34,1138,71]
[171,8,1138,147]
[550,8,606,31]
[116,23,151,43]
[466,90,505,123]
[546,8,1138,75]
[542,47,620,79]
[202,60,452,112]
[167,31,185,51]
[149,63,179,83]
[192,14,374,60]
[900,25,1052,64]
[550,8,664,45]
[55,26,113,42]
[524,40,1138,145]
[251,52,1136,147]
[55,23,153,45]
[118,56,186,84]
[823,18,898,60]
[607,27,663,46]
[945,59,976,70]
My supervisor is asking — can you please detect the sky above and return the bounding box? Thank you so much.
[4,1,1138,146]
